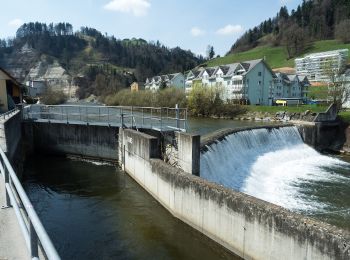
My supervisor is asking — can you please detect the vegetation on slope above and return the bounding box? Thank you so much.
[0,22,204,98]
[206,40,350,69]
[230,0,350,58]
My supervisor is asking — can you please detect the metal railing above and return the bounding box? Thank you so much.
[0,148,60,260]
[0,108,19,120]
[22,104,188,132]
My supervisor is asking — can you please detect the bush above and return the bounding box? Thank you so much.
[104,86,246,118]
[187,85,246,117]
[104,88,187,108]
[41,89,68,105]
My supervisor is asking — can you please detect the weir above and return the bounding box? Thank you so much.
[2,104,350,259]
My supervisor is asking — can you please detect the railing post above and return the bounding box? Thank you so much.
[121,113,124,128]
[30,220,39,258]
[131,106,134,128]
[176,104,180,129]
[160,108,162,131]
[79,106,82,122]
[107,107,110,125]
[86,106,88,124]
[2,161,11,208]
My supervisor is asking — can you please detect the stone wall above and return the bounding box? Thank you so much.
[119,128,350,260]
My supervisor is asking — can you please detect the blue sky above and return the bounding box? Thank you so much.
[1,0,300,56]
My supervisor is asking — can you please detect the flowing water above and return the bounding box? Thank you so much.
[23,156,237,260]
[201,126,350,230]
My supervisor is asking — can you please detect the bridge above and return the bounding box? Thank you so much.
[22,104,188,132]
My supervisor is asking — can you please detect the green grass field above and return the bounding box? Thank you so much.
[308,85,329,100]
[339,110,350,123]
[247,104,328,114]
[206,40,350,69]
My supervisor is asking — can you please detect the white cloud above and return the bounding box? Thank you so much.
[216,24,243,36]
[8,18,23,27]
[104,0,151,17]
[190,27,205,37]
[280,0,293,5]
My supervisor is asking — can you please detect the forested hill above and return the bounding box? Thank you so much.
[0,22,203,98]
[229,0,350,59]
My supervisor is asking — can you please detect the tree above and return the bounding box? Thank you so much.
[335,19,350,43]
[282,22,307,58]
[323,61,350,111]
[206,45,215,60]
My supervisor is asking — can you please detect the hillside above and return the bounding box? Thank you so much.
[230,0,350,57]
[205,40,350,69]
[0,22,203,99]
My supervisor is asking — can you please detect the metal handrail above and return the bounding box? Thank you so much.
[0,108,19,120]
[23,104,188,132]
[0,148,60,260]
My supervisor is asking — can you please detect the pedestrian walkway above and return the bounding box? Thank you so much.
[0,177,29,260]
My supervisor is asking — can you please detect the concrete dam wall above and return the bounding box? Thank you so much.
[119,128,350,260]
[23,122,119,161]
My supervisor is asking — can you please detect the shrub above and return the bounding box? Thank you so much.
[104,88,186,108]
[41,89,68,105]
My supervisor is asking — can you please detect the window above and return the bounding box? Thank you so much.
[258,81,262,85]
[258,72,262,76]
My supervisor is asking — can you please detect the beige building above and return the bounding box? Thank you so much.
[0,67,22,112]
[130,82,144,92]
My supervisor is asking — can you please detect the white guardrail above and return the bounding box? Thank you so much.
[0,147,60,260]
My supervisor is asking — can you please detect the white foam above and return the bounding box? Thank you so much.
[201,127,350,212]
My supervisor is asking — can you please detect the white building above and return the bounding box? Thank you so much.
[185,59,309,106]
[295,49,349,82]
[25,80,47,97]
[186,59,275,105]
[273,73,310,104]
[145,73,185,91]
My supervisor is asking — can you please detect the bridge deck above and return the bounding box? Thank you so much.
[0,177,30,260]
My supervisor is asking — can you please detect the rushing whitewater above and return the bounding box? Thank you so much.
[200,126,350,213]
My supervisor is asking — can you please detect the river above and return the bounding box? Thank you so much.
[22,117,349,259]
[23,155,237,260]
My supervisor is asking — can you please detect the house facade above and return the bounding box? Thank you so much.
[273,73,310,104]
[145,73,185,91]
[0,67,22,112]
[130,82,144,92]
[186,59,276,105]
[185,59,309,106]
[25,80,47,97]
[295,49,349,82]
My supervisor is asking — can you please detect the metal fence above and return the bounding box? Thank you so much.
[0,108,19,120]
[0,148,60,260]
[23,104,188,132]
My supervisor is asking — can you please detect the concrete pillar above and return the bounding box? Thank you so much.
[175,132,200,176]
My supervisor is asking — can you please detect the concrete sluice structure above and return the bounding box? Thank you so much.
[118,127,350,260]
[2,105,350,259]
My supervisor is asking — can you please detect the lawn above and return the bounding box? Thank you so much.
[339,110,350,123]
[206,40,350,69]
[247,104,328,114]
[308,85,329,100]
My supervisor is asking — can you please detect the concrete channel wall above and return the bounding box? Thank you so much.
[0,110,23,174]
[119,128,350,260]
[23,122,119,161]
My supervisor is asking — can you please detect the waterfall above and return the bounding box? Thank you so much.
[200,126,350,212]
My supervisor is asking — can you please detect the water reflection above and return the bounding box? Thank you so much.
[23,155,238,260]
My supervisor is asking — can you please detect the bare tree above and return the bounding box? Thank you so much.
[335,19,350,43]
[323,62,350,111]
[282,22,307,58]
